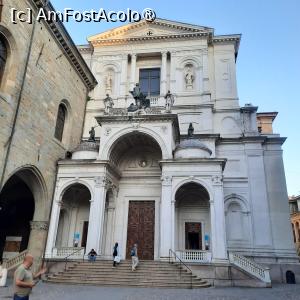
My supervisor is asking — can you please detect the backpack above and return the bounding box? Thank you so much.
[130,248,136,257]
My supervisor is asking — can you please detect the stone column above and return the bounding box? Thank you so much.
[67,205,78,247]
[45,190,62,258]
[210,175,228,262]
[170,51,177,92]
[202,49,210,93]
[85,176,108,254]
[161,51,167,96]
[130,53,137,91]
[104,206,115,256]
[120,54,128,97]
[160,175,173,259]
[28,221,49,271]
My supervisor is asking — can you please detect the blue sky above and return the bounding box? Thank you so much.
[52,0,300,196]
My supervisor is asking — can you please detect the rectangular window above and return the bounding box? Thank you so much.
[139,68,160,96]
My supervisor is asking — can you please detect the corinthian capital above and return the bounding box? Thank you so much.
[161,175,172,185]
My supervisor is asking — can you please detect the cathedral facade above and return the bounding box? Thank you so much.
[44,18,297,278]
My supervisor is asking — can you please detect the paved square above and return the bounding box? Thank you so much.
[1,281,300,300]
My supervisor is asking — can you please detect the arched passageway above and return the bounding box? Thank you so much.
[55,183,91,249]
[108,131,163,260]
[175,182,211,251]
[0,168,44,261]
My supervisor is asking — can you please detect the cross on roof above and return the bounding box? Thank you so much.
[147,30,153,36]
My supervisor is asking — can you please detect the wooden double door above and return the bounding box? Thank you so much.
[126,201,155,260]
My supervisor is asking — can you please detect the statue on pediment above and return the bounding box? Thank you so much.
[104,94,114,114]
[188,123,194,137]
[88,126,96,142]
[164,90,175,112]
[128,83,150,112]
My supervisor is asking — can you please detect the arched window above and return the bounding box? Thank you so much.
[54,104,66,142]
[0,34,7,85]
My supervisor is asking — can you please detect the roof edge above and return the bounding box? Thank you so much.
[31,0,97,90]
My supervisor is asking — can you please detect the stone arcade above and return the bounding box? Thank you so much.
[43,19,298,283]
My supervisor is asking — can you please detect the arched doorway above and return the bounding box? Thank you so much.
[175,182,211,251]
[0,167,46,261]
[55,183,91,249]
[108,132,162,260]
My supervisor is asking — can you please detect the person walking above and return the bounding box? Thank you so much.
[112,242,120,268]
[13,254,46,300]
[131,244,139,271]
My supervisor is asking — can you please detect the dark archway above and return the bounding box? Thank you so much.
[0,175,35,261]
[286,270,296,284]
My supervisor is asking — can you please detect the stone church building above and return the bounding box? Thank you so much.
[1,0,299,285]
[46,19,297,280]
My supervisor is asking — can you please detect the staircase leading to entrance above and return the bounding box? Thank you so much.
[46,260,211,288]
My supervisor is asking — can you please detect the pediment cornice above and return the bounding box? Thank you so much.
[91,32,211,46]
[88,18,213,42]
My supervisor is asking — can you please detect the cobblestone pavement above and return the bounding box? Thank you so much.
[1,281,300,300]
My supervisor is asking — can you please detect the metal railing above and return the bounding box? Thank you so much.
[64,248,85,271]
[169,249,193,289]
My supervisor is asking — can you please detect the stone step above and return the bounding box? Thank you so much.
[48,276,205,284]
[69,267,184,272]
[46,260,210,289]
[46,278,210,288]
[49,274,202,282]
[54,272,194,277]
[64,268,188,274]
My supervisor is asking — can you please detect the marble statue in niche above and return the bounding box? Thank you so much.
[184,64,195,90]
[105,72,113,94]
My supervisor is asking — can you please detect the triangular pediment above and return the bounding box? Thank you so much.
[88,18,213,43]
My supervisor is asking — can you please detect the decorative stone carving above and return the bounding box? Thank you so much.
[104,94,114,114]
[212,175,223,185]
[109,108,127,116]
[138,157,148,168]
[161,125,167,134]
[184,65,195,90]
[104,127,112,136]
[96,176,117,191]
[30,221,49,231]
[132,122,140,129]
[161,175,172,185]
[107,106,161,116]
[105,73,113,94]
[164,90,175,113]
